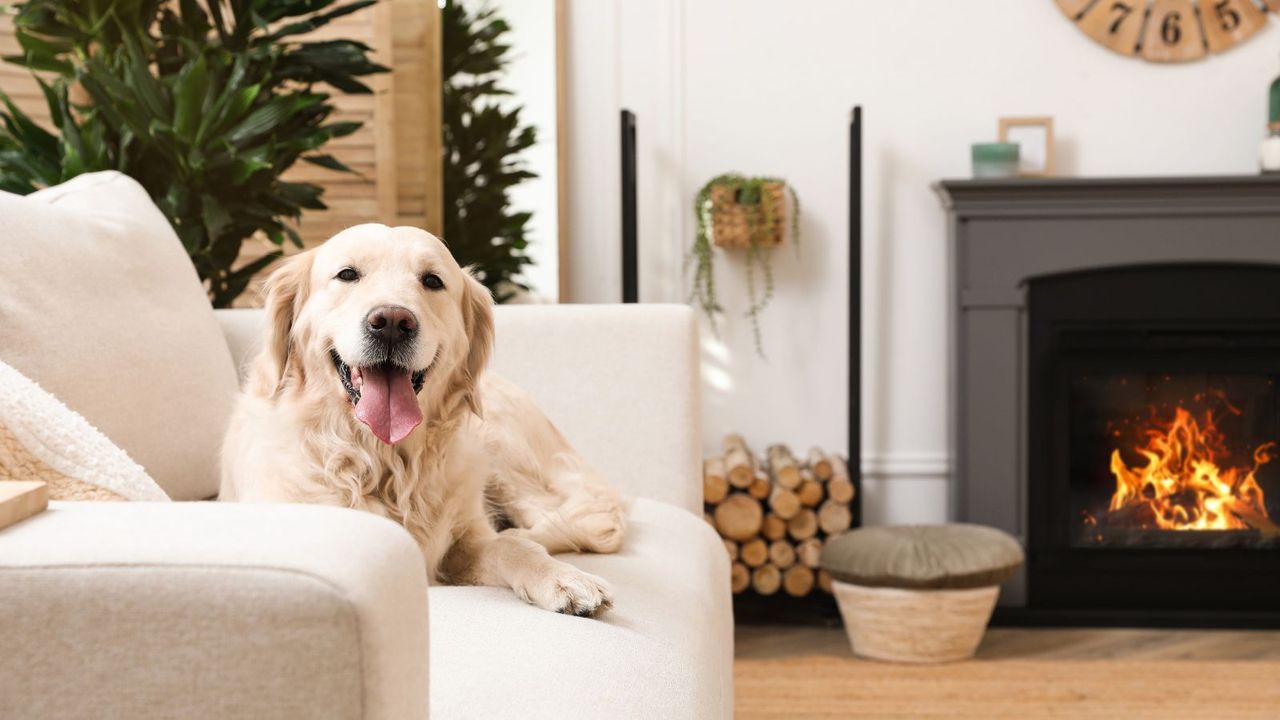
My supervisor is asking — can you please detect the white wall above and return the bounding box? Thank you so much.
[564,0,1280,524]
[491,0,559,301]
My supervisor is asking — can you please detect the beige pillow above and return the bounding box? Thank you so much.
[0,172,238,500]
[0,359,168,501]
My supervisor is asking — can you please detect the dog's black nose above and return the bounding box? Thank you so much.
[366,305,418,345]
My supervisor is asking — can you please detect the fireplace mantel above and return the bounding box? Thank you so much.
[937,174,1280,217]
[935,175,1280,624]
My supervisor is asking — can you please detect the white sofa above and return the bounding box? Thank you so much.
[0,303,733,718]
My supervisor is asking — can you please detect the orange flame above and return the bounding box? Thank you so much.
[1107,407,1273,531]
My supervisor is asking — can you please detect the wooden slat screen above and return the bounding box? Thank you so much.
[0,2,442,305]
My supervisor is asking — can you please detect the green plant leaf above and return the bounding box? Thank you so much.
[320,120,361,138]
[203,80,261,143]
[221,250,282,302]
[0,92,59,162]
[3,51,73,76]
[120,37,170,121]
[227,94,321,145]
[229,153,273,183]
[276,180,325,210]
[201,194,233,240]
[34,77,66,128]
[301,153,352,173]
[172,54,210,142]
[12,29,75,75]
[263,0,378,40]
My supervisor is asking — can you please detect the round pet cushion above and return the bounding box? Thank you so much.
[820,524,1023,590]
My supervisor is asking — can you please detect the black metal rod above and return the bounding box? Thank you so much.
[620,110,638,303]
[850,106,863,527]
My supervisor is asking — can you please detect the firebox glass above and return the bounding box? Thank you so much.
[1069,373,1280,549]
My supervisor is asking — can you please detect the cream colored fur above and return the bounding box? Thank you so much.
[220,224,626,616]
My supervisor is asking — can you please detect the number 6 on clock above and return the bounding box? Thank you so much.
[1141,0,1206,63]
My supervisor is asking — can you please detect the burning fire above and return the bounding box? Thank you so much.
[1107,407,1273,531]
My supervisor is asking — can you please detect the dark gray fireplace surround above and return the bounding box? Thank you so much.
[936,176,1280,622]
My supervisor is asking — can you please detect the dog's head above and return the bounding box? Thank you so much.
[257,224,493,445]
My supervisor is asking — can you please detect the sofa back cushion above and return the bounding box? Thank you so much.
[0,172,238,499]
[490,305,702,513]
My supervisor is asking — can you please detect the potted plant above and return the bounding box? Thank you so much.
[441,1,538,302]
[691,173,800,353]
[0,0,386,307]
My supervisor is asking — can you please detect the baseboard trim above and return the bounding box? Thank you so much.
[860,453,949,480]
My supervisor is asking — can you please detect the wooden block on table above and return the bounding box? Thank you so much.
[0,481,48,530]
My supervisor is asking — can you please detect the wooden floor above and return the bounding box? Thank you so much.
[735,625,1280,719]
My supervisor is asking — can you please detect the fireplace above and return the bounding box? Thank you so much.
[1028,265,1280,617]
[938,175,1280,626]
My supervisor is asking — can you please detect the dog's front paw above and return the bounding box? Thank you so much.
[514,563,613,617]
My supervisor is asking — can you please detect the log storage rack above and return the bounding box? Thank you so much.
[705,435,861,625]
[720,107,863,624]
[631,107,864,623]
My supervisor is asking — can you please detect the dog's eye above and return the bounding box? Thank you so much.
[336,268,359,283]
[422,272,444,291]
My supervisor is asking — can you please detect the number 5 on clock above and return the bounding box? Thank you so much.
[1201,0,1265,53]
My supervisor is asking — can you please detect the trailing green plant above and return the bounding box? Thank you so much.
[441,0,536,303]
[691,172,800,354]
[0,0,386,307]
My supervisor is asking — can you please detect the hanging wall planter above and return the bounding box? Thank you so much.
[691,173,800,354]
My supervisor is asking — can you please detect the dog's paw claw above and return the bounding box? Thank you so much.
[518,565,613,618]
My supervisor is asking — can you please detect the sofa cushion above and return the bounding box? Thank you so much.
[428,498,733,719]
[0,172,238,499]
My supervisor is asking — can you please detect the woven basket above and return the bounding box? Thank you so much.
[709,181,786,249]
[832,581,1000,664]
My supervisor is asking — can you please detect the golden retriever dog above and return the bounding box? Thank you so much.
[220,224,625,616]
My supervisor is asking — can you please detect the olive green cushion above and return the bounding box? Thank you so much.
[820,524,1024,590]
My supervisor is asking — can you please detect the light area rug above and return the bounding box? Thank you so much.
[735,626,1280,719]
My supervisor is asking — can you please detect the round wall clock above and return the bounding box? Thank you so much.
[1056,0,1279,62]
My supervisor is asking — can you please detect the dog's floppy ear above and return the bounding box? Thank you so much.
[459,270,494,417]
[260,251,315,393]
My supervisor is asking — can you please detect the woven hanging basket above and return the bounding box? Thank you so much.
[709,181,787,250]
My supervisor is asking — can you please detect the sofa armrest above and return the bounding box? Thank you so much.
[0,502,429,720]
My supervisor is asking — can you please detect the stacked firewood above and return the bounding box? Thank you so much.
[703,434,856,597]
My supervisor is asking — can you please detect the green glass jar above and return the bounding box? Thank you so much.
[971,142,1019,179]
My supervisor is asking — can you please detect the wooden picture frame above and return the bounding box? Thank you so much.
[998,116,1055,177]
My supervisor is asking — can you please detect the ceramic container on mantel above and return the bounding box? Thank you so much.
[971,143,1019,179]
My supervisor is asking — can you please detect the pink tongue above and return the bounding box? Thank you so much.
[354,365,423,444]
